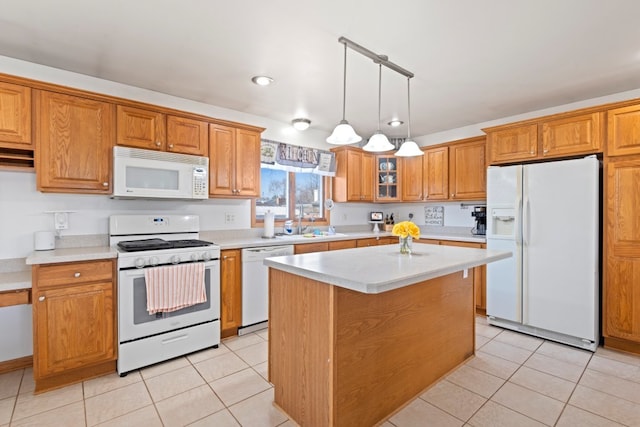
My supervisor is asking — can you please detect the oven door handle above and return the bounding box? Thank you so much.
[121,269,146,278]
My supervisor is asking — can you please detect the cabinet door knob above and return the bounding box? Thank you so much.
[155,141,162,147]
[74,272,81,278]
[451,193,455,197]
[102,182,109,187]
[168,144,174,149]
[38,296,45,302]
[530,151,534,154]
[543,149,548,153]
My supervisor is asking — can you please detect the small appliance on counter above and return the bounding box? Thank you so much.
[369,211,384,232]
[34,231,55,251]
[471,206,486,235]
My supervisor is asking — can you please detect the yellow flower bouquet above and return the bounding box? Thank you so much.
[392,221,420,254]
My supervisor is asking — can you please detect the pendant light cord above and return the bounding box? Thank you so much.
[406,77,411,140]
[377,63,382,132]
[341,43,347,122]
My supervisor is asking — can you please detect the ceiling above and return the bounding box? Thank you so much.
[3,0,640,140]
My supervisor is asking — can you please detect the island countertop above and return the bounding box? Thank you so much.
[264,242,511,294]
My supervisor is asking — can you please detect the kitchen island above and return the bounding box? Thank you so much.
[264,243,510,427]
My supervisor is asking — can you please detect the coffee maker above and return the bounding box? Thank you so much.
[471,206,487,235]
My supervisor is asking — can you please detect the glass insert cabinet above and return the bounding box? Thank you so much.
[376,155,400,201]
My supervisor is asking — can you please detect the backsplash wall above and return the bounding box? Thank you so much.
[0,171,253,260]
[329,201,483,229]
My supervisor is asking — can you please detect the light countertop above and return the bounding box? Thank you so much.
[0,271,31,292]
[264,243,510,294]
[210,231,485,250]
[25,246,118,266]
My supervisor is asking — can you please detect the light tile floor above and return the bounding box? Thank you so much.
[2,318,640,426]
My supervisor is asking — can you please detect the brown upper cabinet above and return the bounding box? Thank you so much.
[117,105,208,156]
[486,124,538,164]
[208,123,262,197]
[167,115,208,156]
[485,112,603,165]
[332,146,375,202]
[35,90,114,194]
[607,104,640,157]
[0,81,32,148]
[449,138,486,200]
[402,137,485,202]
[116,105,165,150]
[422,146,449,201]
[375,155,400,202]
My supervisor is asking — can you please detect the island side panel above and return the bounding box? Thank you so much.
[333,270,475,427]
[269,268,335,426]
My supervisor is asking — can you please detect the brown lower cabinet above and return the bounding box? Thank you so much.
[417,238,486,311]
[603,156,640,354]
[31,259,116,393]
[220,249,242,338]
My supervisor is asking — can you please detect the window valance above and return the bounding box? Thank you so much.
[260,139,336,176]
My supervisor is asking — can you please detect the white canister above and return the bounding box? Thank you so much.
[264,210,275,238]
[34,231,55,251]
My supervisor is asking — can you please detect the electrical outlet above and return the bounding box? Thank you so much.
[54,212,69,230]
[224,213,235,224]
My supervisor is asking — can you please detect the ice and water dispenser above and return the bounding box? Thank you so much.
[489,208,516,237]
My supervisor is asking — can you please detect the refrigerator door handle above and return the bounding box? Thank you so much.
[523,198,530,246]
[515,197,523,245]
[522,196,530,324]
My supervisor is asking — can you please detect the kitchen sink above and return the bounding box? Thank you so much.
[275,233,347,239]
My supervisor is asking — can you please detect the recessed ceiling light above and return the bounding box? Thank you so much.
[388,120,404,127]
[251,76,274,86]
[292,118,311,131]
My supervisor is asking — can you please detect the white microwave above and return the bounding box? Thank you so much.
[112,146,209,200]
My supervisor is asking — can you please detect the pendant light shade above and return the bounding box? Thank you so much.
[395,139,423,156]
[395,77,424,157]
[363,131,394,152]
[327,120,362,144]
[363,63,394,152]
[327,44,362,145]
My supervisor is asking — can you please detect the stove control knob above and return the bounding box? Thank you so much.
[134,258,146,269]
[202,252,212,261]
[171,255,181,265]
[190,253,199,262]
[149,256,160,266]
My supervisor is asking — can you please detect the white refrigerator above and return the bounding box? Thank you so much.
[486,156,599,351]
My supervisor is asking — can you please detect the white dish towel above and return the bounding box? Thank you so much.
[144,262,206,314]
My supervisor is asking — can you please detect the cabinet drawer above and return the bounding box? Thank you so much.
[328,240,357,250]
[0,289,31,307]
[294,242,329,254]
[36,260,114,289]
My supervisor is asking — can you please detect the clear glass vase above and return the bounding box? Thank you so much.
[399,236,412,254]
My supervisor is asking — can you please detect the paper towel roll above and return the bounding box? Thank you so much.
[264,211,275,238]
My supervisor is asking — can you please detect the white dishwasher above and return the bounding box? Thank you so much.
[240,245,294,334]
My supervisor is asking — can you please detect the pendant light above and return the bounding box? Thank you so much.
[363,63,395,152]
[327,43,362,145]
[395,77,424,157]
